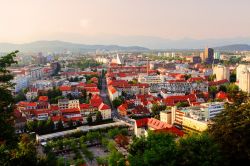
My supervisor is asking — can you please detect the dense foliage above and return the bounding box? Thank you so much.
[128,132,223,166]
[208,96,250,165]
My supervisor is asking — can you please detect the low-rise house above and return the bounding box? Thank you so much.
[134,118,184,137]
[98,103,111,120]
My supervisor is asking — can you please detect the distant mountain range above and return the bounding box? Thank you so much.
[214,44,250,51]
[1,40,250,53]
[0,40,149,53]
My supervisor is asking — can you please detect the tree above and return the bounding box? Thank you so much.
[26,120,38,132]
[88,92,92,100]
[218,85,227,92]
[108,128,121,138]
[67,119,73,128]
[87,114,92,124]
[184,74,191,80]
[0,51,18,149]
[208,99,250,165]
[128,132,177,166]
[226,83,239,92]
[56,120,64,131]
[14,90,26,103]
[209,86,218,100]
[46,118,55,133]
[108,150,125,166]
[81,89,87,103]
[229,71,236,83]
[96,111,103,123]
[112,97,124,108]
[176,133,223,166]
[176,101,189,108]
[9,134,37,166]
[151,104,166,116]
[208,74,216,81]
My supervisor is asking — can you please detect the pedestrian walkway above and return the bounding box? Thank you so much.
[36,121,129,143]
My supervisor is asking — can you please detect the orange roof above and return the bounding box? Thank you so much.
[118,104,127,112]
[60,108,80,114]
[209,79,229,86]
[99,103,110,110]
[216,91,228,100]
[59,85,71,91]
[51,116,63,122]
[18,101,37,107]
[50,105,59,111]
[135,118,149,127]
[86,87,100,93]
[38,96,48,102]
[108,85,117,94]
[80,103,91,109]
[187,77,205,82]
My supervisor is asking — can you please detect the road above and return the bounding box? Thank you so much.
[100,77,120,119]
[100,76,135,126]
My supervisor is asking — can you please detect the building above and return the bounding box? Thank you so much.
[214,52,221,60]
[236,64,250,82]
[138,75,164,84]
[134,118,184,137]
[116,54,124,65]
[168,102,224,132]
[30,67,43,80]
[213,65,230,81]
[236,65,250,93]
[12,75,30,93]
[68,100,80,109]
[200,102,224,119]
[58,99,70,109]
[204,47,214,64]
[98,103,112,120]
[108,85,119,101]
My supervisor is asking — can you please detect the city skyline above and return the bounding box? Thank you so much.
[0,0,250,48]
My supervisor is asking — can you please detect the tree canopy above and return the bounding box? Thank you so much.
[208,96,250,165]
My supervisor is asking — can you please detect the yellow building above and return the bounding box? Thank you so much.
[182,117,208,132]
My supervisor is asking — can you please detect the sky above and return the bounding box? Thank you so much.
[0,0,250,45]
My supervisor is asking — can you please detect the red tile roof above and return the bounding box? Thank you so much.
[209,79,229,86]
[216,91,228,100]
[90,94,103,107]
[163,94,197,106]
[117,104,128,112]
[18,101,37,107]
[50,105,59,111]
[135,118,149,128]
[80,103,91,109]
[86,87,100,93]
[148,118,172,130]
[38,96,48,102]
[59,85,71,91]
[187,77,205,82]
[108,85,117,94]
[51,116,63,122]
[61,108,80,114]
[99,103,110,110]
[154,127,184,137]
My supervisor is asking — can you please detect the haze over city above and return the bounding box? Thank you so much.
[1,0,250,49]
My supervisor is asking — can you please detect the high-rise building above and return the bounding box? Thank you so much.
[236,64,250,82]
[237,64,250,93]
[204,47,214,64]
[213,65,230,81]
[214,52,221,60]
